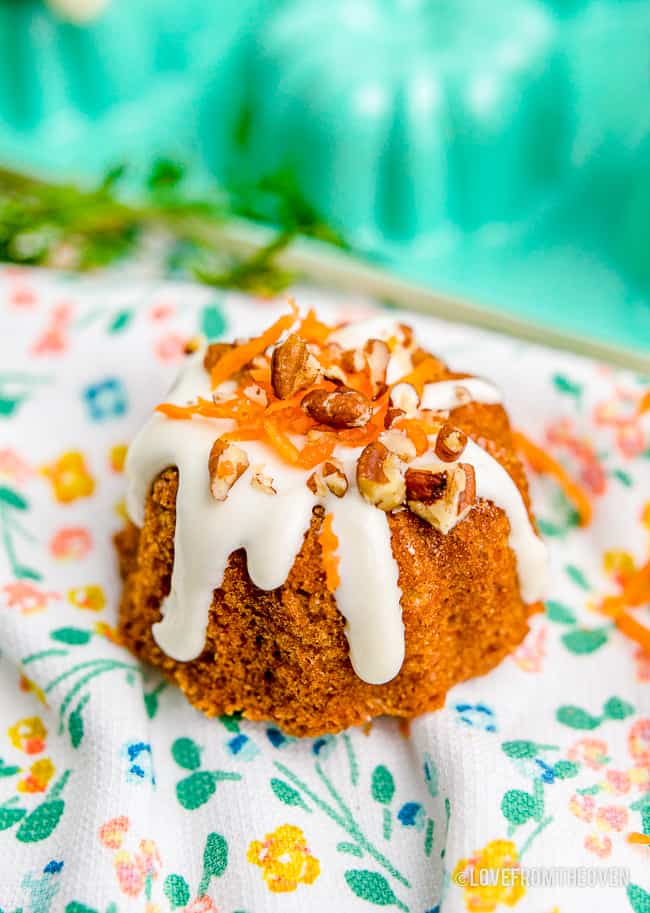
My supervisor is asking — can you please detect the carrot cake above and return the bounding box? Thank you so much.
[115,305,547,735]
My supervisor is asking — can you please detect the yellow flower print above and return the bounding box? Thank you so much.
[17,758,55,793]
[19,674,47,705]
[8,716,47,754]
[68,584,106,612]
[94,621,123,645]
[110,444,128,473]
[602,550,636,587]
[453,839,525,912]
[41,450,95,503]
[247,824,320,893]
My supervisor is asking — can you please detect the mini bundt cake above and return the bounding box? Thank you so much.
[115,305,547,736]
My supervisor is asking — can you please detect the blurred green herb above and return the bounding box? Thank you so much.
[0,160,348,294]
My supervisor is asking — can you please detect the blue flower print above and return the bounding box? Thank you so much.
[83,377,127,421]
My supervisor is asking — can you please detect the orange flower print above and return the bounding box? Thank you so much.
[110,444,128,473]
[31,301,73,356]
[154,332,188,363]
[545,419,606,495]
[452,839,525,912]
[41,450,95,503]
[0,448,32,485]
[1,581,60,615]
[185,898,218,913]
[68,585,105,612]
[8,716,47,754]
[629,718,650,764]
[593,389,647,459]
[49,527,92,561]
[512,626,546,673]
[17,758,55,793]
[247,824,320,893]
[99,817,162,899]
[99,816,130,849]
[568,738,609,770]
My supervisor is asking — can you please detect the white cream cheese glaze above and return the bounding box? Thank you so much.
[125,318,547,685]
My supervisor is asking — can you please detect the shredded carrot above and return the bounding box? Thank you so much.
[297,437,336,470]
[395,418,429,456]
[615,611,650,654]
[319,513,340,591]
[514,431,592,527]
[638,390,650,416]
[297,308,332,344]
[628,832,650,846]
[394,356,442,397]
[622,559,650,607]
[262,415,301,464]
[210,301,298,389]
[155,403,195,420]
[220,426,264,442]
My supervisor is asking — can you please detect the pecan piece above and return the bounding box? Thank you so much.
[251,470,276,495]
[406,463,476,533]
[389,382,420,417]
[322,459,348,497]
[271,333,321,399]
[364,338,390,399]
[379,429,417,462]
[302,387,372,429]
[356,441,405,511]
[434,423,468,462]
[341,348,366,374]
[208,438,249,501]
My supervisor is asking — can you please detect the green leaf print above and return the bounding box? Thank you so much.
[15,769,70,842]
[345,870,408,911]
[271,778,311,811]
[337,841,364,857]
[176,770,241,810]
[68,695,90,748]
[627,884,650,913]
[0,486,28,510]
[163,874,190,909]
[502,740,539,759]
[556,696,635,730]
[171,737,202,771]
[0,805,27,830]
[371,766,395,805]
[108,309,133,334]
[200,303,227,341]
[562,628,609,654]
[51,628,93,646]
[501,789,539,826]
[202,832,229,880]
[552,761,579,780]
[565,565,591,590]
[556,706,602,730]
[545,601,577,625]
[0,759,21,778]
[603,697,635,720]
[552,374,582,399]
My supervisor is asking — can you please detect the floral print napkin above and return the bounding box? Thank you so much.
[0,265,648,913]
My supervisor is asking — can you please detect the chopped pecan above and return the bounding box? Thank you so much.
[364,338,390,399]
[389,382,420,417]
[251,470,276,495]
[322,459,348,497]
[271,333,320,399]
[356,441,405,511]
[341,348,366,374]
[384,407,406,429]
[379,429,417,462]
[406,463,476,533]
[434,423,468,462]
[208,439,249,501]
[302,387,372,429]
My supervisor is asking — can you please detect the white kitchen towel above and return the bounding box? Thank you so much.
[0,265,648,913]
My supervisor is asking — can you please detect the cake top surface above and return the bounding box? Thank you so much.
[125,304,547,684]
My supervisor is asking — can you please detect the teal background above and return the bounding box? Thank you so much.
[0,0,649,352]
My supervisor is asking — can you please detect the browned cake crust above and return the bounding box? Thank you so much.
[116,390,535,737]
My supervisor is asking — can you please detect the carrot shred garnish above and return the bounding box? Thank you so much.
[615,611,650,653]
[628,832,650,846]
[394,357,442,397]
[298,438,336,470]
[262,415,301,464]
[319,513,340,591]
[395,418,429,456]
[297,308,333,345]
[156,403,195,420]
[593,559,650,652]
[220,427,263,442]
[210,301,298,389]
[638,390,650,416]
[514,431,592,527]
[621,559,650,607]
